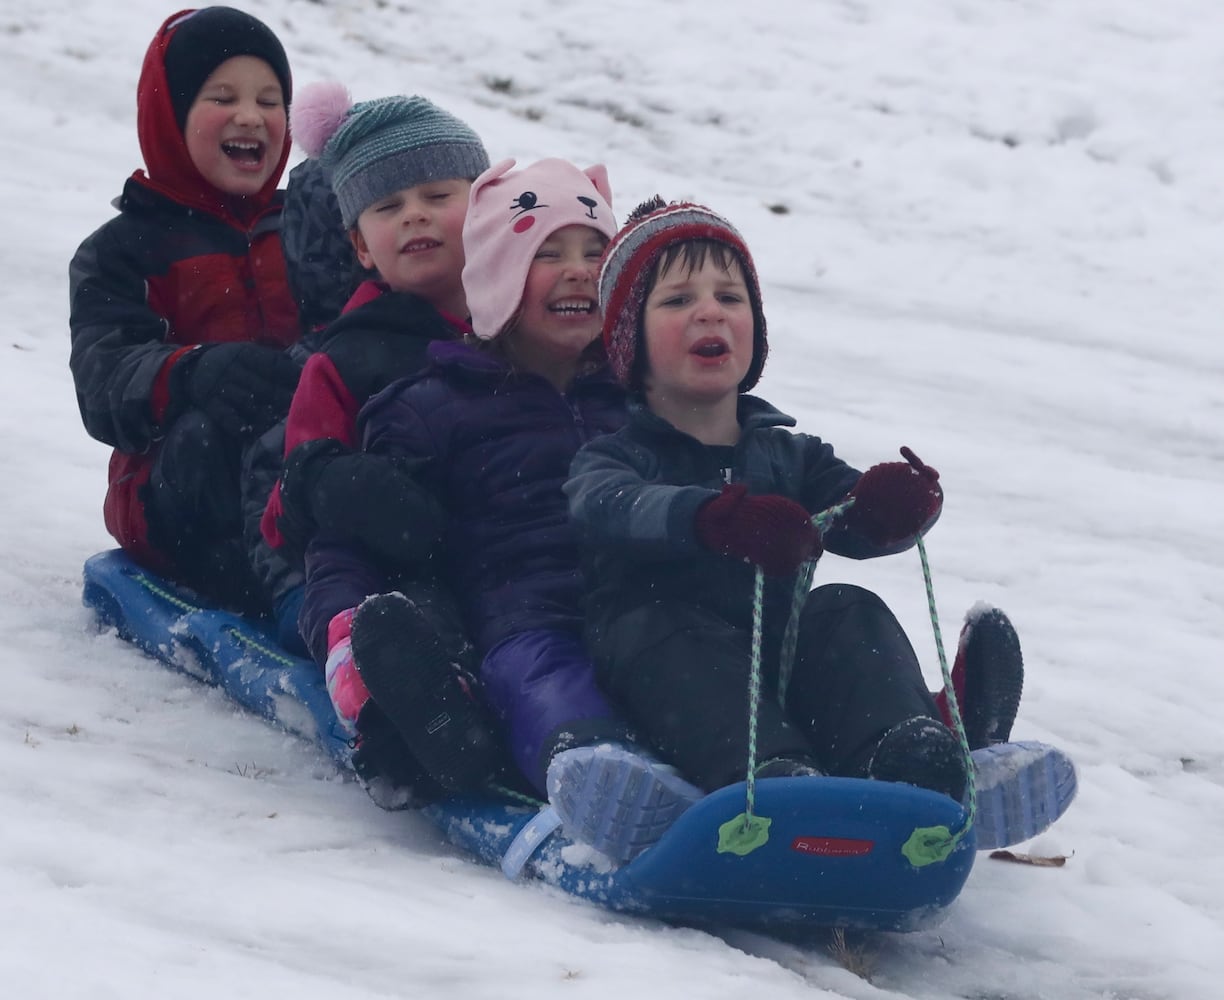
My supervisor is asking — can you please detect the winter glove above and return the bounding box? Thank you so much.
[324,607,371,738]
[279,440,445,567]
[841,446,943,547]
[694,483,823,576]
[175,343,301,438]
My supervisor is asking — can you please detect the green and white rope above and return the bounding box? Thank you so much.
[721,501,978,864]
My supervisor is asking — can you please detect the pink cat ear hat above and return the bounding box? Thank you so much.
[461,157,616,339]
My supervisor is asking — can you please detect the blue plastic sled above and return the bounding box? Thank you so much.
[82,548,976,935]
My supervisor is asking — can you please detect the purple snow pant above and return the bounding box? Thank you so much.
[481,629,630,794]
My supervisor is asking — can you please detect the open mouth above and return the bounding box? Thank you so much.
[401,238,442,254]
[221,139,265,165]
[691,337,729,358]
[549,298,596,316]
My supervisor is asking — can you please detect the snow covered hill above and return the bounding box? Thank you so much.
[2,1,1222,997]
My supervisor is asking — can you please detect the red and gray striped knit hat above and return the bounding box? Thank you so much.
[598,197,768,392]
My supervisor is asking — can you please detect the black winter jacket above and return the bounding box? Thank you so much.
[565,395,899,637]
[262,284,461,567]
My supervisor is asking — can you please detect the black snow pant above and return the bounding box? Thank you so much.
[143,409,267,615]
[590,583,940,792]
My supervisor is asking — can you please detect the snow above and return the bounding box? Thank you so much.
[2,0,1222,996]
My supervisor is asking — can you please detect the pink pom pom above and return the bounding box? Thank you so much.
[290,80,354,159]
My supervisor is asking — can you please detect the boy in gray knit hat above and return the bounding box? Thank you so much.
[291,81,490,314]
[260,81,506,800]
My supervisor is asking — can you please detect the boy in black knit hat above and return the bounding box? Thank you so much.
[561,198,1077,850]
[69,7,301,617]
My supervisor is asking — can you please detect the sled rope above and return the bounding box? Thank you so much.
[901,533,977,866]
[489,783,545,807]
[776,499,855,705]
[133,571,202,615]
[727,500,978,866]
[222,625,298,667]
[719,499,852,857]
[717,567,773,855]
[132,571,304,668]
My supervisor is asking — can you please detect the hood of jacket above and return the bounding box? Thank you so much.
[131,9,290,227]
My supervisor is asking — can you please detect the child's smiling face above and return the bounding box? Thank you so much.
[183,55,287,198]
[514,224,606,356]
[351,178,472,313]
[641,247,755,407]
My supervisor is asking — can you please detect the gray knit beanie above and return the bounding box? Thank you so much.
[291,80,489,227]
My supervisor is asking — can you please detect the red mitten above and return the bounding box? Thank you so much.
[843,446,943,546]
[695,483,823,576]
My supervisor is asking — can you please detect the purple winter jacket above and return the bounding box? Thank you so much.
[319,339,628,654]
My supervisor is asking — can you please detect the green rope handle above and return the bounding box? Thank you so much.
[719,499,854,857]
[720,500,979,866]
[777,498,856,706]
[717,569,773,855]
[901,533,977,866]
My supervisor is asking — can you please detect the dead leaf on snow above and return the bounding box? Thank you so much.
[989,849,1071,867]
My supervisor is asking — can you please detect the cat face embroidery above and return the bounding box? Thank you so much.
[510,191,602,233]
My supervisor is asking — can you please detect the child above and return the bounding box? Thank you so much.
[260,81,488,647]
[69,7,301,614]
[314,159,702,857]
[563,198,1075,850]
[258,80,505,796]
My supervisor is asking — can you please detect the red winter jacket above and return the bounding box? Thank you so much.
[68,10,299,570]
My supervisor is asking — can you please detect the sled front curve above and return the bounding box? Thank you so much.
[426,776,975,933]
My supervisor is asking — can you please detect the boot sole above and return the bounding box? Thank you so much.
[971,740,1077,850]
[351,593,501,792]
[546,745,704,863]
[961,606,1025,750]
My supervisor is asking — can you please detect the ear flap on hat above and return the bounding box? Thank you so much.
[469,158,517,202]
[583,164,613,207]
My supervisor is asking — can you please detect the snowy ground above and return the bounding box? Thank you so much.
[2,1,1223,997]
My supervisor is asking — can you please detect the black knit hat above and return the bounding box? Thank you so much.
[164,7,292,132]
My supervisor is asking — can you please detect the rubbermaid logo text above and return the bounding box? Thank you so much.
[791,836,874,857]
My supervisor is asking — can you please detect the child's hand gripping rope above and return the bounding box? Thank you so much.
[842,446,943,546]
[694,484,824,576]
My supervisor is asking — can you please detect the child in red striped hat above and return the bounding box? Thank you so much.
[563,197,1075,850]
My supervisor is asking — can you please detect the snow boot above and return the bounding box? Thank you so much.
[971,741,1078,850]
[937,605,1025,750]
[546,743,704,863]
[350,700,447,811]
[864,715,968,801]
[350,592,503,794]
